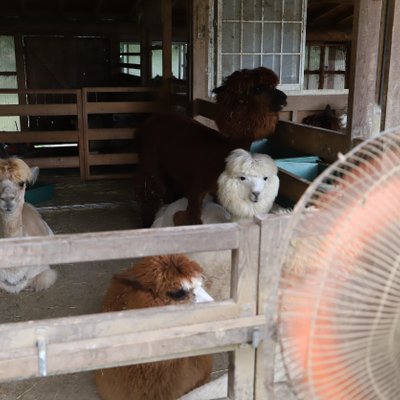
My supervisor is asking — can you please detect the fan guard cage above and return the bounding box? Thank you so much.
[278,128,400,400]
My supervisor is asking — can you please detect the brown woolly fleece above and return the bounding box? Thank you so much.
[95,255,212,400]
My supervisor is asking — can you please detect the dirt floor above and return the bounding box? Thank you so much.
[0,180,231,400]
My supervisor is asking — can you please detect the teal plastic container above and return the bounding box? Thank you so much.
[25,182,54,204]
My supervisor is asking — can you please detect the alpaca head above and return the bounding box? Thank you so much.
[0,158,39,216]
[217,149,279,220]
[302,104,341,131]
[111,254,213,310]
[213,67,287,141]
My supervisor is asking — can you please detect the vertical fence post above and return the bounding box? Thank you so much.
[254,214,291,399]
[228,221,260,399]
[76,88,86,180]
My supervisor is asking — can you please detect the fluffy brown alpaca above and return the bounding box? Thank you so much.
[134,67,287,227]
[95,254,213,400]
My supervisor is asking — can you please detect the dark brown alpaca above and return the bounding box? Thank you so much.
[302,104,341,131]
[134,67,287,227]
[95,254,213,400]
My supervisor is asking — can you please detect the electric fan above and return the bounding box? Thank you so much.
[277,128,400,400]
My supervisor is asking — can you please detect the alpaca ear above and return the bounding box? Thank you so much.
[30,167,40,185]
[212,85,225,95]
[113,273,146,291]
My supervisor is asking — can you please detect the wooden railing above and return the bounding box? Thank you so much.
[0,214,291,399]
[0,87,160,180]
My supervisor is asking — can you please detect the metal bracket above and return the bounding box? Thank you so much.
[36,328,48,377]
[252,327,262,349]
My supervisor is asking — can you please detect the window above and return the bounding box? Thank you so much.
[0,35,19,131]
[119,42,141,77]
[151,41,188,80]
[304,43,348,90]
[214,0,306,90]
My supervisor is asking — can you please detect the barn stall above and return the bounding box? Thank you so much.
[0,0,400,399]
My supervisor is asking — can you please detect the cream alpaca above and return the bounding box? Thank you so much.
[0,158,57,293]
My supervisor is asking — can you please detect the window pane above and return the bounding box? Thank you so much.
[222,54,241,77]
[243,23,262,52]
[243,0,262,21]
[308,46,321,70]
[0,75,17,89]
[262,55,281,77]
[0,36,16,72]
[264,0,283,20]
[242,55,261,69]
[223,0,241,19]
[282,55,299,83]
[284,0,303,20]
[304,74,319,90]
[283,23,301,53]
[0,93,18,104]
[222,22,241,52]
[323,73,345,90]
[263,23,281,53]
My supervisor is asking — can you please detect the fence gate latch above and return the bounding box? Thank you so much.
[36,328,48,377]
[252,327,262,349]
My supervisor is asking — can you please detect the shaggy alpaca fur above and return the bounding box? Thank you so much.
[302,104,342,131]
[0,158,56,293]
[151,150,280,300]
[217,149,279,220]
[95,254,212,400]
[134,67,287,227]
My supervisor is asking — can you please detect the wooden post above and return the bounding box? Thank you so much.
[347,0,383,140]
[382,0,400,129]
[191,0,211,105]
[161,0,172,108]
[228,221,260,399]
[254,214,291,399]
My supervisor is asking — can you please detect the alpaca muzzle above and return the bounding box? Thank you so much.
[272,88,287,111]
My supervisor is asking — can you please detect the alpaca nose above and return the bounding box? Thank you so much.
[0,193,16,211]
[251,191,260,202]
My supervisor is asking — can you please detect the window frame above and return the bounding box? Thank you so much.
[212,0,307,92]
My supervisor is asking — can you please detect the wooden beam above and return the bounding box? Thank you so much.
[307,28,352,42]
[272,121,350,162]
[191,0,211,102]
[347,0,383,139]
[0,224,240,269]
[383,0,400,129]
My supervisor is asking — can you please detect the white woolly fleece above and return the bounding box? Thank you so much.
[217,148,279,220]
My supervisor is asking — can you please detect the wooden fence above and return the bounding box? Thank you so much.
[0,87,159,180]
[0,214,291,399]
[0,88,348,184]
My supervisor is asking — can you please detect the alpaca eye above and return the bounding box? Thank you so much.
[167,289,188,300]
[263,177,268,181]
[18,182,25,188]
[239,176,246,181]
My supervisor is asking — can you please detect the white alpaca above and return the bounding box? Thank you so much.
[152,148,280,300]
[0,158,57,293]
